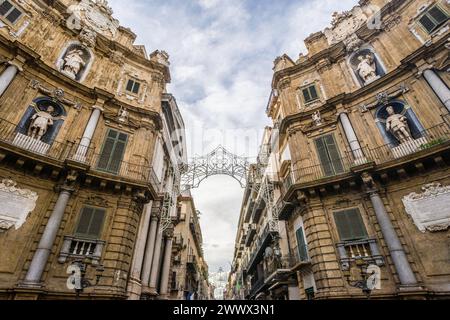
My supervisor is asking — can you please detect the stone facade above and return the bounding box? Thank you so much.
[0,0,204,300]
[230,0,450,300]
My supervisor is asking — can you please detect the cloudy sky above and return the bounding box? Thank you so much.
[109,0,357,272]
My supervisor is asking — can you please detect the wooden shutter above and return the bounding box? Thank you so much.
[334,209,368,241]
[323,134,344,174]
[419,15,436,33]
[0,1,13,16]
[429,6,448,25]
[97,129,128,174]
[75,207,106,238]
[315,136,334,177]
[296,227,308,262]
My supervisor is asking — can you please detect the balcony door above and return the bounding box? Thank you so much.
[97,128,128,174]
[314,134,344,177]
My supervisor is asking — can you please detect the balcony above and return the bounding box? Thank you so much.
[275,196,296,221]
[0,117,161,190]
[246,222,279,273]
[58,236,106,265]
[187,255,198,272]
[173,233,184,250]
[336,238,384,271]
[289,122,450,188]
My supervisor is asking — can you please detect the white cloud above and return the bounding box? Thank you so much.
[109,0,358,272]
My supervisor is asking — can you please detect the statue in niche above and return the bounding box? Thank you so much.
[62,49,86,79]
[356,54,378,84]
[386,105,412,144]
[28,106,55,140]
[312,111,322,126]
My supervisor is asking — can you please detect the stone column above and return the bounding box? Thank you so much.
[73,105,103,162]
[0,60,21,97]
[22,187,73,286]
[339,112,365,163]
[148,229,163,293]
[141,212,160,286]
[423,69,450,112]
[127,201,153,300]
[369,191,418,286]
[159,228,174,299]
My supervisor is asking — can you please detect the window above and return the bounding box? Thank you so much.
[334,208,368,241]
[418,5,449,34]
[305,287,315,300]
[314,134,344,177]
[97,129,128,174]
[0,1,22,24]
[126,79,141,95]
[295,227,309,262]
[75,207,106,239]
[301,84,319,104]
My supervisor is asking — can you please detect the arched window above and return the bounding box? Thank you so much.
[56,42,93,82]
[16,97,66,144]
[349,48,386,86]
[375,100,425,147]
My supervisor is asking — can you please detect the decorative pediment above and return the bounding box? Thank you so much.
[29,80,82,110]
[67,0,120,39]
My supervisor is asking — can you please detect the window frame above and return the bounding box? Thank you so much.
[0,0,23,25]
[314,133,345,177]
[125,78,142,96]
[74,206,106,239]
[333,208,369,242]
[417,4,449,35]
[300,83,320,105]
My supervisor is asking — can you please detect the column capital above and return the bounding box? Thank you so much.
[8,56,26,72]
[92,105,104,112]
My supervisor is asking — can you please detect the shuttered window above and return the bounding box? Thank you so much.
[334,208,368,241]
[302,85,319,104]
[296,227,309,262]
[0,1,22,24]
[126,79,141,95]
[75,207,106,239]
[418,5,449,34]
[314,134,344,177]
[97,129,128,174]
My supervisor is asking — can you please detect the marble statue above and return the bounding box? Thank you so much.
[28,106,55,140]
[62,49,86,79]
[386,106,412,144]
[312,111,322,126]
[356,54,378,84]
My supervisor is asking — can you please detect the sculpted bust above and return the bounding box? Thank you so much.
[385,106,412,144]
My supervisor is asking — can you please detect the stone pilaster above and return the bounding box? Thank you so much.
[0,58,23,98]
[423,69,450,112]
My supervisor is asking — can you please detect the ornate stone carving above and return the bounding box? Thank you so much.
[324,6,368,45]
[61,48,87,80]
[312,111,323,126]
[361,172,375,189]
[67,0,119,39]
[29,80,82,110]
[28,107,55,141]
[344,33,364,52]
[0,179,38,232]
[402,183,450,232]
[386,105,412,144]
[78,27,97,47]
[86,195,109,207]
[150,50,170,67]
[356,53,378,84]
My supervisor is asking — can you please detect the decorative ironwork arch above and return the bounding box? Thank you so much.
[181,145,250,191]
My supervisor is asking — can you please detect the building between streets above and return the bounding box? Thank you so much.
[229,0,450,300]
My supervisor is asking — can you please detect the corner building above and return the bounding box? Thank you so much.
[0,0,189,300]
[231,0,450,300]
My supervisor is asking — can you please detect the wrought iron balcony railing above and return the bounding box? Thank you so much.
[58,235,106,266]
[336,238,384,271]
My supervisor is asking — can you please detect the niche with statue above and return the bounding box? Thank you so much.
[56,42,93,82]
[349,48,386,86]
[13,97,66,154]
[375,100,427,158]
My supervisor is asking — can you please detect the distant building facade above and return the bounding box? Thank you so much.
[230,0,450,300]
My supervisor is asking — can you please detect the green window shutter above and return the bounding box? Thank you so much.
[334,209,368,241]
[324,134,344,174]
[429,6,448,25]
[0,1,13,16]
[419,15,437,33]
[296,227,308,262]
[97,129,128,174]
[315,136,334,177]
[75,207,106,238]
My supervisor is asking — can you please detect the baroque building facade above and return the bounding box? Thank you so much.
[230,0,450,300]
[0,0,207,300]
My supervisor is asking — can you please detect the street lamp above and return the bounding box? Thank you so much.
[66,259,105,299]
[343,258,378,298]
